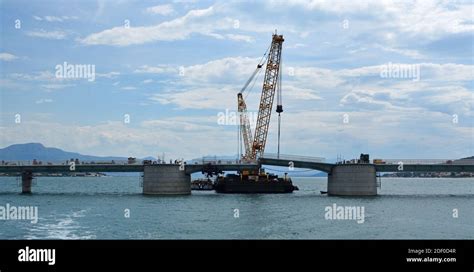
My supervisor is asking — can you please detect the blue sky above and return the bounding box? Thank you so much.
[0,0,473,160]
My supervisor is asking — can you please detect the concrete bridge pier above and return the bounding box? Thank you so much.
[21,170,33,194]
[328,164,377,196]
[142,165,191,195]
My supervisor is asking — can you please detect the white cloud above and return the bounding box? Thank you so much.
[61,16,79,20]
[225,34,254,43]
[146,57,333,111]
[135,56,259,83]
[121,86,137,90]
[0,53,18,61]
[134,65,177,74]
[374,44,425,59]
[35,98,54,104]
[287,43,307,49]
[81,6,216,46]
[41,84,75,90]
[172,0,198,3]
[142,79,153,84]
[9,69,121,84]
[417,63,473,82]
[150,86,237,109]
[0,79,27,90]
[26,29,67,40]
[336,63,473,82]
[390,0,473,37]
[33,15,79,22]
[145,4,174,15]
[146,56,474,121]
[413,86,473,115]
[283,85,322,100]
[180,56,258,83]
[10,71,58,81]
[339,81,473,115]
[268,0,373,13]
[339,89,402,111]
[9,70,74,82]
[80,6,253,46]
[287,66,346,89]
[96,72,120,79]
[268,0,474,39]
[277,109,473,159]
[135,56,466,95]
[44,16,64,22]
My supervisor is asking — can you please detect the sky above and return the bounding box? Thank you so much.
[0,0,473,161]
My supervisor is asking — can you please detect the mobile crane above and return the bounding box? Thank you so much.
[239,32,284,161]
[215,32,297,193]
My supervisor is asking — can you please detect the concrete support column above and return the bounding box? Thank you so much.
[21,170,33,194]
[143,165,191,195]
[328,164,377,196]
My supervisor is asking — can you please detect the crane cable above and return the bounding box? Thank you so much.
[277,50,283,158]
[244,67,262,101]
[240,44,271,99]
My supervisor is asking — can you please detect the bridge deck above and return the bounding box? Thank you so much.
[0,163,259,175]
[259,157,334,173]
[0,161,473,176]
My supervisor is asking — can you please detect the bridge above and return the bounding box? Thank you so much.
[259,156,474,173]
[0,162,259,175]
[0,161,260,195]
[259,154,332,172]
[0,155,473,196]
[259,155,474,195]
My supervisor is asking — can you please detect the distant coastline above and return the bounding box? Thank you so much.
[382,172,474,178]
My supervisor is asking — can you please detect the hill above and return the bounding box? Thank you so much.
[0,143,129,162]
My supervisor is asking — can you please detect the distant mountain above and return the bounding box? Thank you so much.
[0,143,131,162]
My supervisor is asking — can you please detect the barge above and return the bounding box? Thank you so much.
[214,170,298,194]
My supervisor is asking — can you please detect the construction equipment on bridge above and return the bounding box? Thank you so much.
[373,159,386,164]
[360,153,370,163]
[216,31,297,194]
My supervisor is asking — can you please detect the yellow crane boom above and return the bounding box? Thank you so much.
[251,33,284,159]
[238,32,284,161]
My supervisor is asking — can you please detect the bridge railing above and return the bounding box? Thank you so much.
[261,153,325,163]
[378,159,474,165]
[187,156,249,165]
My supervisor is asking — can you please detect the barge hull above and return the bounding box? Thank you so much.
[214,179,296,194]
